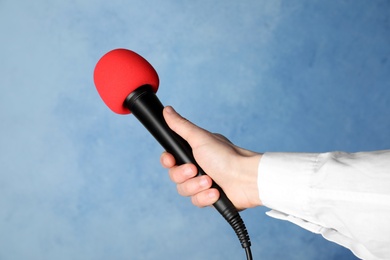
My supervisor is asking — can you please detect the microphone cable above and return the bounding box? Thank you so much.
[225,211,253,260]
[246,247,253,260]
[214,196,252,260]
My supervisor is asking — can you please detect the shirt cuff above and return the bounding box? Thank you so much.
[257,152,319,224]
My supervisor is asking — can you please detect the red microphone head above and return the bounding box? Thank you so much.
[93,48,159,114]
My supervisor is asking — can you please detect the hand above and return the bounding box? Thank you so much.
[160,106,263,211]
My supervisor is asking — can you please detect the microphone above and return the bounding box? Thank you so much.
[93,48,252,259]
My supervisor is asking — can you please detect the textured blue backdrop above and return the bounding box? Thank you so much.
[1,1,389,259]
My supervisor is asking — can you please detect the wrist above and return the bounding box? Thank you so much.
[239,152,263,208]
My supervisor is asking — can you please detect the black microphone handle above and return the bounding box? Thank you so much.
[124,85,236,215]
[124,85,250,248]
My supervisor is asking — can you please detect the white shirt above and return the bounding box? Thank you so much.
[258,150,390,260]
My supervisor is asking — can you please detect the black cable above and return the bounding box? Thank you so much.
[245,246,253,260]
[222,211,252,259]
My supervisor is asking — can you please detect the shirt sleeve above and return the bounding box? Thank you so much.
[257,150,390,260]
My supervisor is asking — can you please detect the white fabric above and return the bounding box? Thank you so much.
[258,150,390,260]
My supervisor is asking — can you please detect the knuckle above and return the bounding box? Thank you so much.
[168,169,178,183]
[176,184,186,196]
[169,166,183,183]
[213,133,232,144]
[191,195,204,208]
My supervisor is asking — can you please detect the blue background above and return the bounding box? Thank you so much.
[1,1,389,259]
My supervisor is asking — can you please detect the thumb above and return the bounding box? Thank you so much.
[163,106,210,148]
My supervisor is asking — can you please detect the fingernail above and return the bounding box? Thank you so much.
[165,106,175,114]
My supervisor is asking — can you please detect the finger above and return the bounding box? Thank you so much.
[160,152,176,168]
[176,175,213,197]
[163,106,211,148]
[168,163,197,184]
[191,188,220,208]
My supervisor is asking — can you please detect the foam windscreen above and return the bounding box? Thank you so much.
[93,49,159,114]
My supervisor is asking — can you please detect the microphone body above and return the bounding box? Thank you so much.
[125,85,250,248]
